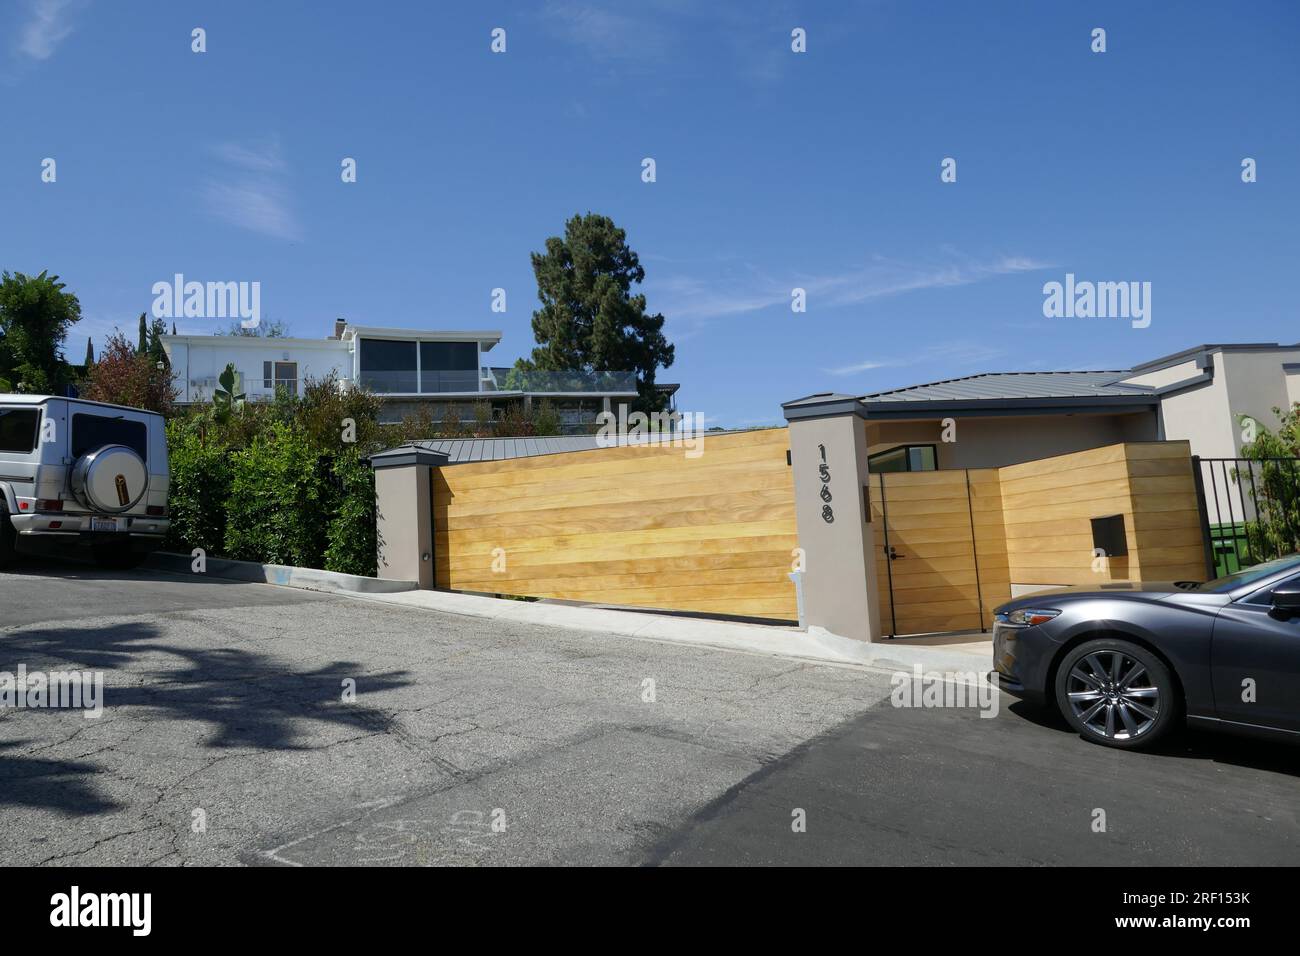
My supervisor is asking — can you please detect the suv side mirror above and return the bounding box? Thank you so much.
[1270,584,1300,612]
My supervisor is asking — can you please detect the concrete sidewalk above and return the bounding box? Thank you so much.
[345,587,993,676]
[146,550,992,676]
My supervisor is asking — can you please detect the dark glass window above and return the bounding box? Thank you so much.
[869,444,937,473]
[72,413,148,460]
[0,408,40,453]
[359,339,417,393]
[420,341,478,393]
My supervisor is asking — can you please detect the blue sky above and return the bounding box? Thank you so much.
[2,0,1297,426]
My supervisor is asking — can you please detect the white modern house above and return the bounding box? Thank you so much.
[161,320,644,430]
[840,341,1300,471]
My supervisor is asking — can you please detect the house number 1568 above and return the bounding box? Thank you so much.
[818,444,833,523]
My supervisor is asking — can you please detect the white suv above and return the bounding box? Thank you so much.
[0,395,170,570]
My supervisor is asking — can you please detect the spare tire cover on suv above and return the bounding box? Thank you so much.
[71,444,148,513]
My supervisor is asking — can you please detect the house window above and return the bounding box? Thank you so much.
[359,339,417,393]
[869,443,937,473]
[274,362,297,395]
[262,362,297,394]
[419,341,478,393]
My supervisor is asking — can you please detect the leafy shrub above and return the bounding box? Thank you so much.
[164,416,232,556]
[324,448,377,576]
[1238,405,1300,560]
[82,331,178,415]
[224,421,328,567]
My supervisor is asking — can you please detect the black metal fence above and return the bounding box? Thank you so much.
[1192,455,1300,578]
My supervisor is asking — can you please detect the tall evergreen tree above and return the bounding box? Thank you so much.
[84,336,95,368]
[519,213,675,413]
[136,312,148,354]
[146,316,169,368]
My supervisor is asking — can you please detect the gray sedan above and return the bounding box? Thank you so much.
[994,555,1300,749]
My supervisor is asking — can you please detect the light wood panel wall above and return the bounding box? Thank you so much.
[870,469,1011,635]
[867,440,1204,634]
[431,428,799,620]
[998,441,1204,587]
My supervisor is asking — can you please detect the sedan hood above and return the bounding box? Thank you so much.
[1016,581,1198,599]
[996,580,1210,613]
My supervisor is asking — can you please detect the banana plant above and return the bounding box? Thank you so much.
[213,362,245,424]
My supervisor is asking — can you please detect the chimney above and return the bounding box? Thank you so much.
[333,318,347,340]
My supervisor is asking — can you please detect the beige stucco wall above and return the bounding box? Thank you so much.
[866,412,1158,469]
[1287,368,1300,410]
[788,414,881,642]
[1218,348,1300,450]
[1156,371,1237,457]
[1121,359,1202,390]
[374,464,434,588]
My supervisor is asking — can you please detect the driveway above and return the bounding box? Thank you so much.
[0,561,888,865]
[2,561,1297,865]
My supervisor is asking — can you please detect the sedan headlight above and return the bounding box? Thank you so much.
[1006,608,1061,626]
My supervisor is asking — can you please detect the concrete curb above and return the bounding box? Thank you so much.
[146,552,418,595]
[342,587,993,674]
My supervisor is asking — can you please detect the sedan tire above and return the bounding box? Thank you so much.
[1054,638,1179,749]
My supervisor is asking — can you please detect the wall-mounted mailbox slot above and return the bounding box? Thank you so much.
[1091,514,1128,557]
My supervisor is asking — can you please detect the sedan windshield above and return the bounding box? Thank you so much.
[1194,554,1300,593]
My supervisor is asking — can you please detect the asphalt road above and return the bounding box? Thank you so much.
[2,559,1297,865]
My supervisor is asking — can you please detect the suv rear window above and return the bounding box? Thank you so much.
[0,408,40,453]
[71,413,148,461]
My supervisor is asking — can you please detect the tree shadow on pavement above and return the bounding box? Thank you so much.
[0,619,413,815]
[0,740,123,817]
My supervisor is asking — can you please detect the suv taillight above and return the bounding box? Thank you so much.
[146,505,166,516]
[36,499,64,511]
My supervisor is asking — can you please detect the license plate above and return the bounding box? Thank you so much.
[90,517,118,532]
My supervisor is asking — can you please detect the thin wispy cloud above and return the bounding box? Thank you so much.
[825,342,1007,378]
[200,139,302,241]
[539,0,793,82]
[18,0,85,61]
[541,2,672,62]
[826,360,893,376]
[827,344,1008,377]
[212,142,288,174]
[655,253,1053,339]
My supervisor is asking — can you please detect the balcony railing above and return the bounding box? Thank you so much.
[358,370,481,394]
[481,368,638,393]
[356,368,639,395]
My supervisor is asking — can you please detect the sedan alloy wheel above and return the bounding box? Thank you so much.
[1054,639,1178,749]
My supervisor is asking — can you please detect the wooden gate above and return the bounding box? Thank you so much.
[870,468,1010,636]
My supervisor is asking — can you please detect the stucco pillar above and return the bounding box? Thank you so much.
[369,447,449,589]
[782,394,882,642]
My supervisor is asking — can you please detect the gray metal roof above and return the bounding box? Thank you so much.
[405,435,604,463]
[861,370,1152,403]
[395,426,774,463]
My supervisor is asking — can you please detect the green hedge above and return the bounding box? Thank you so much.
[224,421,327,567]
[165,417,232,556]
[166,412,378,575]
[323,447,377,576]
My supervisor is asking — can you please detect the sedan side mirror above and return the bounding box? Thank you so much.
[1270,584,1300,612]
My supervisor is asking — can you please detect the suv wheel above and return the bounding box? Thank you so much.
[91,542,147,571]
[1054,638,1179,750]
[0,504,17,569]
